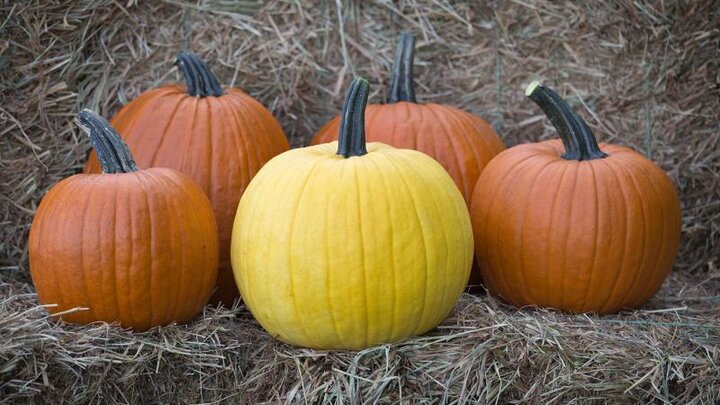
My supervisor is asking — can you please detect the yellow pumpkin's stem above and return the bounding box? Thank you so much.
[76,109,139,174]
[337,78,370,158]
[526,81,607,161]
[388,32,417,104]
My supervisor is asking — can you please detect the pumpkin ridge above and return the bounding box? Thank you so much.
[205,98,214,209]
[158,172,194,321]
[436,105,485,200]
[474,154,527,302]
[542,161,570,306]
[365,155,397,341]
[352,162,370,347]
[44,180,76,318]
[321,167,343,343]
[122,186,138,327]
[517,157,560,306]
[229,94,264,181]
[134,173,156,325]
[486,155,547,305]
[232,162,266,322]
[286,159,325,347]
[579,162,600,311]
[425,104,466,196]
[382,153,430,335]
[445,107,485,196]
[218,94,252,203]
[110,177,123,322]
[161,173,185,321]
[622,162,664,307]
[181,172,215,320]
[610,161,650,311]
[184,174,218,316]
[618,157,664,306]
[405,154,455,326]
[146,95,187,168]
[76,184,91,323]
[559,163,582,311]
[91,179,109,322]
[596,159,631,313]
[613,154,675,306]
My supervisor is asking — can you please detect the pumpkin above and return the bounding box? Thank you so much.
[231,78,473,350]
[84,51,290,305]
[30,110,219,330]
[469,81,681,313]
[310,33,505,284]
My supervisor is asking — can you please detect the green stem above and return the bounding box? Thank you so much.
[337,77,370,158]
[176,50,224,97]
[525,81,607,161]
[76,109,138,173]
[388,32,416,103]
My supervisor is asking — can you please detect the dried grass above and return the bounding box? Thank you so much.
[1,0,718,403]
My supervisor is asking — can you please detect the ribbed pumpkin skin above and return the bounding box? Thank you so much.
[232,142,473,350]
[311,102,505,204]
[85,85,290,304]
[29,168,219,330]
[470,140,681,313]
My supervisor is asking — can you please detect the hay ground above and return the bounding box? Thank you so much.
[1,0,719,403]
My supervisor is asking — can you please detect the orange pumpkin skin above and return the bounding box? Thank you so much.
[470,84,681,314]
[31,110,219,330]
[84,53,289,305]
[311,103,505,203]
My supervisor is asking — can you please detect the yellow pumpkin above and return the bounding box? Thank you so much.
[231,78,473,350]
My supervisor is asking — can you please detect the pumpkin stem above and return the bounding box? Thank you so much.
[176,50,224,97]
[388,32,417,103]
[526,81,607,161]
[337,77,370,158]
[76,109,139,174]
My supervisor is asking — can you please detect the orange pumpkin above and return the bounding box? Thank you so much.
[30,110,219,330]
[311,33,505,284]
[84,51,290,305]
[470,82,681,313]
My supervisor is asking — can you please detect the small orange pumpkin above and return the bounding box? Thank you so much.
[84,51,290,305]
[470,82,681,313]
[311,33,505,284]
[30,110,219,330]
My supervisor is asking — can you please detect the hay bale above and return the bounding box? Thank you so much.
[0,0,718,402]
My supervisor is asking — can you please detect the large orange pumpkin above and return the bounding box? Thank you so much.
[30,110,219,330]
[311,33,505,284]
[84,51,290,305]
[470,82,681,313]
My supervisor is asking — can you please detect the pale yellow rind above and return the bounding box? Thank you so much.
[231,141,473,350]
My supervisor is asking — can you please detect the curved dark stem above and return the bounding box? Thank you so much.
[176,50,224,97]
[76,109,138,173]
[337,77,370,158]
[526,81,607,161]
[388,32,416,103]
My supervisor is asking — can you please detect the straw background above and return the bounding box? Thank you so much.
[1,1,718,403]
